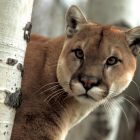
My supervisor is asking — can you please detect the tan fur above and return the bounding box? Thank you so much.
[11,5,139,140]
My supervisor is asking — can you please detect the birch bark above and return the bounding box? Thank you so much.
[0,0,34,139]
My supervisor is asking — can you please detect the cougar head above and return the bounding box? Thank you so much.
[57,5,139,108]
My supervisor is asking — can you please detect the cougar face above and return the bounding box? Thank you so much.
[57,5,139,109]
[57,26,135,105]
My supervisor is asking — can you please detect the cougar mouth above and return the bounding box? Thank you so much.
[78,93,96,101]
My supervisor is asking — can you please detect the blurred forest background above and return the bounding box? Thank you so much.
[31,0,140,140]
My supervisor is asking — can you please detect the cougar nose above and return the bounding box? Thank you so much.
[80,75,99,91]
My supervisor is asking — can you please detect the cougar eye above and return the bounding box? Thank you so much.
[106,56,118,65]
[74,49,84,59]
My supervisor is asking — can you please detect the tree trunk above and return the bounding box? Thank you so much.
[0,0,34,139]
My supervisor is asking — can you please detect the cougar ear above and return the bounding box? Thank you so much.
[125,26,140,56]
[65,5,88,37]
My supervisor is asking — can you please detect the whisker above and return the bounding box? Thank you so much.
[106,100,113,118]
[104,100,111,118]
[39,85,60,94]
[50,86,58,91]
[63,95,69,102]
[57,97,68,117]
[121,97,140,114]
[103,101,109,117]
[108,98,121,117]
[122,94,135,100]
[44,89,64,102]
[35,82,69,94]
[131,80,140,97]
[109,92,119,98]
[112,98,130,130]
[35,82,60,94]
[108,90,118,96]
[55,91,67,103]
[109,90,135,101]
[47,91,65,104]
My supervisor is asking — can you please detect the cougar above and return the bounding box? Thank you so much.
[11,5,140,140]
